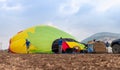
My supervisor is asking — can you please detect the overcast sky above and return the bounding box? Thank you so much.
[0,0,120,49]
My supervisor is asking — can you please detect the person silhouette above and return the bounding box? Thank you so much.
[58,37,63,54]
[26,39,30,53]
[105,41,110,47]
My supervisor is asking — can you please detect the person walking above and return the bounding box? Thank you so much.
[26,39,30,54]
[58,37,63,54]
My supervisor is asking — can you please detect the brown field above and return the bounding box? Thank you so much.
[0,51,120,70]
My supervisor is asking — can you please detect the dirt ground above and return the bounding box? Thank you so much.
[0,51,120,70]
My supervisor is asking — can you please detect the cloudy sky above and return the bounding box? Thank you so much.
[0,0,120,49]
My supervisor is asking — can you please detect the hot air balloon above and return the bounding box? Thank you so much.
[9,25,86,53]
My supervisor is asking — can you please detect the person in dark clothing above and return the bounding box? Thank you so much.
[58,37,63,53]
[105,41,110,47]
[26,39,30,53]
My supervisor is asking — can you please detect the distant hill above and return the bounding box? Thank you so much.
[82,32,120,44]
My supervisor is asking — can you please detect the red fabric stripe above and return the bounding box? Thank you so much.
[8,48,15,53]
[8,39,15,53]
[62,42,70,51]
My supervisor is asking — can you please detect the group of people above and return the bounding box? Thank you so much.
[87,39,112,53]
[25,38,112,54]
